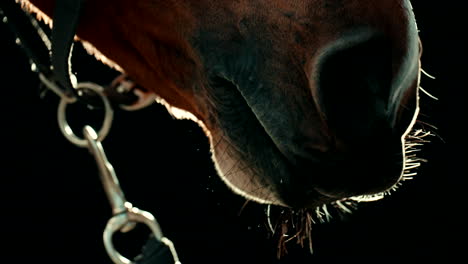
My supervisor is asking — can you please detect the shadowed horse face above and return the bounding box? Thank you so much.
[26,0,421,208]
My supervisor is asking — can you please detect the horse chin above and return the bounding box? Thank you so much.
[208,132,286,206]
[207,125,338,209]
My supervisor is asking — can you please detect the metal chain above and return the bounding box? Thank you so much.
[56,82,181,264]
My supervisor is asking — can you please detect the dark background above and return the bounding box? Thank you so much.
[0,2,466,263]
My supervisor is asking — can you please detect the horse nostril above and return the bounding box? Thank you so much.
[283,32,409,203]
[318,33,394,141]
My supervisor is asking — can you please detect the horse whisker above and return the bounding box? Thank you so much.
[419,86,439,100]
[421,68,436,79]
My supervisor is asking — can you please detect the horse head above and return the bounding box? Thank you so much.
[24,0,421,209]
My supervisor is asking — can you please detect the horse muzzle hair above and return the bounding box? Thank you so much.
[24,0,421,209]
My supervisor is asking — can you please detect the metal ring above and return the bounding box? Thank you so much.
[57,82,114,147]
[103,207,179,264]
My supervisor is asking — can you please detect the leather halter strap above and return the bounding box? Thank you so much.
[0,0,53,76]
[0,0,139,106]
[51,0,85,99]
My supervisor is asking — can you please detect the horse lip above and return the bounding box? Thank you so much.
[276,130,407,206]
[312,186,343,200]
[272,153,340,208]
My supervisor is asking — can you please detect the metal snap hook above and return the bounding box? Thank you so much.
[55,84,180,264]
[57,82,113,147]
[82,125,129,216]
[82,126,181,264]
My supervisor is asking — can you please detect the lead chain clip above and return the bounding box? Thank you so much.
[55,82,181,264]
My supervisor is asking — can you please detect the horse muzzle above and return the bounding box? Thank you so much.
[276,29,421,208]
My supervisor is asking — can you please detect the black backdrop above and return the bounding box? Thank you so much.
[1,2,466,263]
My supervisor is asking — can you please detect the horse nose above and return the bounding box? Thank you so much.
[281,32,418,205]
[318,32,395,141]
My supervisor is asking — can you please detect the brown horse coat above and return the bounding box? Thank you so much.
[22,0,422,209]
